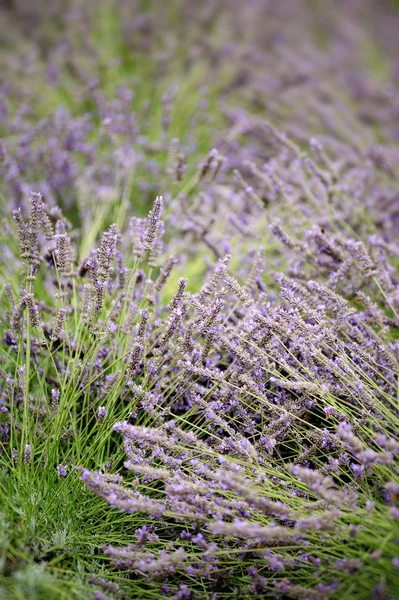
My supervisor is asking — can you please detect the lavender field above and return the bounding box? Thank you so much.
[0,1,399,599]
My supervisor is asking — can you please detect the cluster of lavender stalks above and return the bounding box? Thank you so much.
[1,0,399,599]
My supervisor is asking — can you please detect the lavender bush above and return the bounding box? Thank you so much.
[0,1,398,599]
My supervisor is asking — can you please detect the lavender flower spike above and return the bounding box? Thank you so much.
[143,196,163,251]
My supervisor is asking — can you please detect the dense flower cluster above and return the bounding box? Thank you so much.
[0,0,398,599]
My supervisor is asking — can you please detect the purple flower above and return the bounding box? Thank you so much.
[97,407,107,423]
[57,465,67,478]
[389,507,399,519]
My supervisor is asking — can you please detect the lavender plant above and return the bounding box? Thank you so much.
[0,1,398,599]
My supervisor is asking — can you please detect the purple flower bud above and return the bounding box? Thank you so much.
[57,464,67,478]
[23,444,32,465]
[97,406,107,422]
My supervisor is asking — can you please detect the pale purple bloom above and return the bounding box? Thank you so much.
[97,407,107,422]
[57,464,67,478]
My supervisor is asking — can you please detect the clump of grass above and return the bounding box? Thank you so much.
[1,177,398,598]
